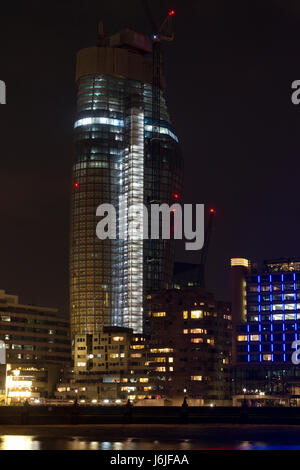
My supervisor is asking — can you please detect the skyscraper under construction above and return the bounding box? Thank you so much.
[70,25,182,338]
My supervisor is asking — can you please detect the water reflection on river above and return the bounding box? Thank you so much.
[0,435,299,450]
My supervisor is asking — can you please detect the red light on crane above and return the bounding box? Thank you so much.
[168,9,175,16]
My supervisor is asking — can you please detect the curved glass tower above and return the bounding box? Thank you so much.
[70,28,182,338]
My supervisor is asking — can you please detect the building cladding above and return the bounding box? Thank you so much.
[147,286,232,405]
[0,290,70,365]
[231,258,300,401]
[70,28,183,338]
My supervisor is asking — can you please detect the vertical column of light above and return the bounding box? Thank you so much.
[270,275,274,361]
[245,274,251,362]
[258,276,262,362]
[247,322,250,362]
[282,274,286,362]
[294,273,298,346]
[123,106,144,333]
[115,160,125,328]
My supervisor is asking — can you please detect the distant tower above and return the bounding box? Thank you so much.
[70,27,183,339]
[230,258,250,363]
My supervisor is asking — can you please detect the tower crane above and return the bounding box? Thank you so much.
[142,2,176,287]
[142,2,175,203]
[142,3,215,290]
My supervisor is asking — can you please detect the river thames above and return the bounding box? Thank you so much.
[0,424,300,450]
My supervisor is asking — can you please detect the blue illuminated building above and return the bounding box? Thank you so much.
[231,258,300,406]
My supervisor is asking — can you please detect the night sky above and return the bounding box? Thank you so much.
[1,0,300,314]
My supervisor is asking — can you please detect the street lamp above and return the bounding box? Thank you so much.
[243,387,247,407]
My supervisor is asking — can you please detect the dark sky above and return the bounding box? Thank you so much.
[1,0,300,313]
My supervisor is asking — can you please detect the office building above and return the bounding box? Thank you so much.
[231,258,300,406]
[0,289,70,402]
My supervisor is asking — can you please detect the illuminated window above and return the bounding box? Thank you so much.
[139,378,148,383]
[183,311,188,319]
[191,310,203,319]
[230,258,249,267]
[285,314,295,320]
[169,367,174,371]
[263,354,272,361]
[191,376,202,381]
[238,335,248,342]
[77,362,86,367]
[154,357,166,363]
[191,338,203,343]
[168,357,174,363]
[150,348,173,353]
[190,328,204,334]
[131,345,144,349]
[1,316,11,322]
[250,335,259,341]
[285,304,294,310]
[152,312,166,317]
[156,367,166,372]
[183,329,188,334]
[74,117,124,128]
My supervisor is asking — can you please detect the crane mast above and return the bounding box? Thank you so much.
[142,2,175,288]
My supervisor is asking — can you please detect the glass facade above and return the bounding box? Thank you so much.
[237,271,300,364]
[70,62,182,337]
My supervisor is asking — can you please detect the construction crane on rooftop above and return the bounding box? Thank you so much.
[142,2,176,287]
[142,2,175,203]
[142,3,215,290]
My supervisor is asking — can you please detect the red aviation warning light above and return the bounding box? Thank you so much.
[172,193,179,199]
[73,182,79,189]
[168,9,175,16]
[209,208,216,214]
